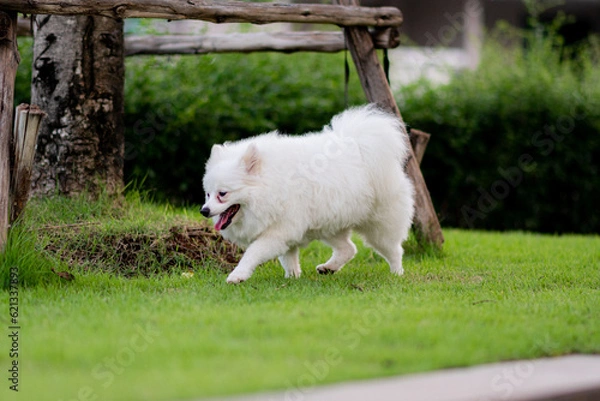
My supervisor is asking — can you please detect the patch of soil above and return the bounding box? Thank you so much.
[43,224,241,277]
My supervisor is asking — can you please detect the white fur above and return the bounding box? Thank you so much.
[202,104,415,283]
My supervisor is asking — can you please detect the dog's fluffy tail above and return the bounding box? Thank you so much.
[329,104,410,166]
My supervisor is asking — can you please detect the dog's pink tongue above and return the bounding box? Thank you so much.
[214,215,225,231]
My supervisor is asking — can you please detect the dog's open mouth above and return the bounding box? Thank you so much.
[215,204,240,231]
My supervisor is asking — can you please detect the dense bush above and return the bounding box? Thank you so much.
[124,52,364,202]
[398,24,600,233]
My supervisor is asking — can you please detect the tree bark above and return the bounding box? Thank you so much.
[31,15,124,197]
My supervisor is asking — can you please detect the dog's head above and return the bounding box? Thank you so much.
[201,142,261,231]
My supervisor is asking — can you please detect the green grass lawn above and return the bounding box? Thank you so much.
[1,194,599,401]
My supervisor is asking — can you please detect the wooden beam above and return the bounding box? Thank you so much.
[0,10,19,250]
[125,29,399,56]
[0,1,403,27]
[334,0,444,247]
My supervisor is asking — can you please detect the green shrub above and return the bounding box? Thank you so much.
[124,52,364,203]
[399,23,600,234]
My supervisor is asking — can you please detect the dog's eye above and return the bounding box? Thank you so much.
[218,191,227,197]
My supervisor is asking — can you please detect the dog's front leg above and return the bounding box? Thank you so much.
[227,237,289,284]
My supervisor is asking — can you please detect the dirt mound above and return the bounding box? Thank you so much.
[43,224,241,277]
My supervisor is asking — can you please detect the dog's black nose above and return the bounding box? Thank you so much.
[200,207,210,217]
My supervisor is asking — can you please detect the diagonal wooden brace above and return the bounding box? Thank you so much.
[334,0,444,247]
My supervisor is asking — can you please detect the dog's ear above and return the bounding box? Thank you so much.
[210,144,224,160]
[241,143,261,175]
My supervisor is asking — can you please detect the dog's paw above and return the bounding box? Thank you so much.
[390,267,404,276]
[226,271,250,284]
[284,269,302,279]
[316,264,337,275]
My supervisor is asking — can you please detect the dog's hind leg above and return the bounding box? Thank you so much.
[371,239,404,276]
[316,229,357,275]
[279,247,301,278]
[358,223,406,276]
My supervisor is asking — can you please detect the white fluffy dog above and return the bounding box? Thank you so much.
[201,104,415,283]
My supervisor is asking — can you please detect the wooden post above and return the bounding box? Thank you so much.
[409,129,430,166]
[334,0,444,247]
[0,10,19,251]
[11,104,47,223]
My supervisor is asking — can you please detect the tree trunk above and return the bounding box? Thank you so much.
[31,15,124,197]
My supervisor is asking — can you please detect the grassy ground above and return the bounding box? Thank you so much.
[1,193,599,401]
